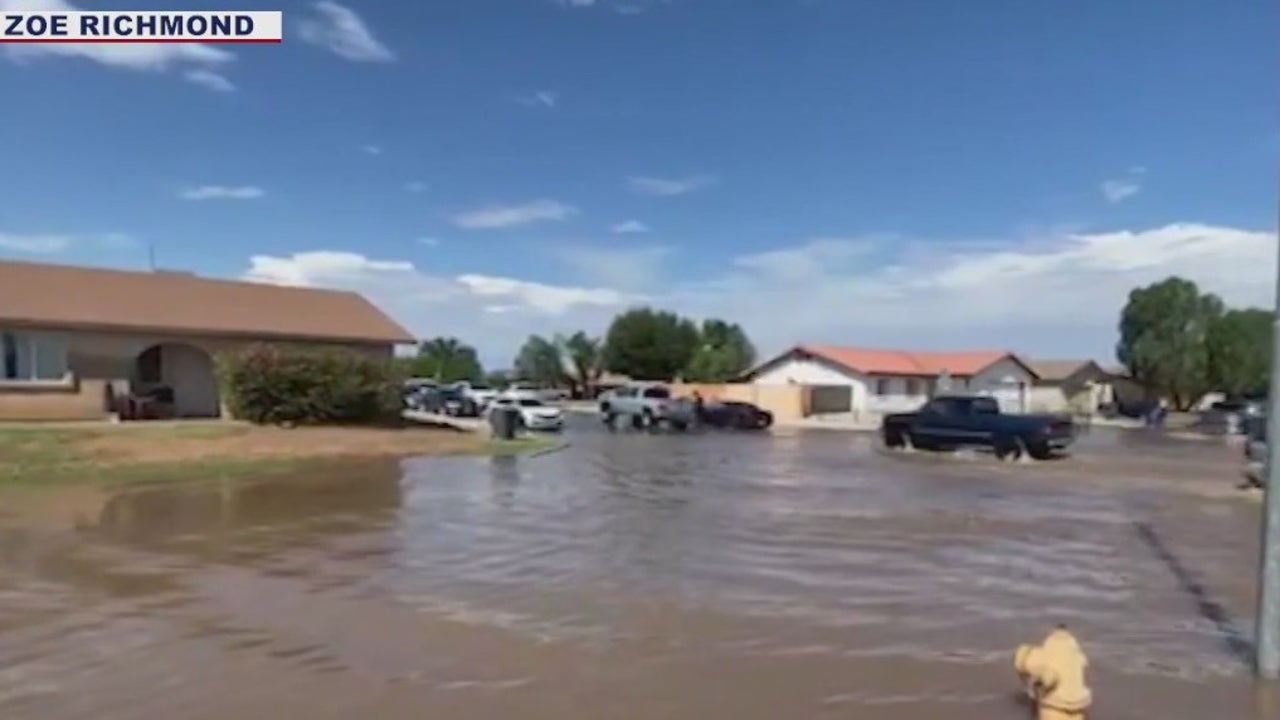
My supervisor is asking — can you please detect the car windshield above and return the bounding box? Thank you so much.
[518,399,543,407]
[642,387,671,399]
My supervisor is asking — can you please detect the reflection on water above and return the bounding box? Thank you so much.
[0,422,1266,719]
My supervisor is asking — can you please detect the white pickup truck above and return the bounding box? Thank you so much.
[598,382,697,431]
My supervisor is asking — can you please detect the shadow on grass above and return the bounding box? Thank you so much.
[1133,520,1254,669]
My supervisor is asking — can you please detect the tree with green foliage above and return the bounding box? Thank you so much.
[602,307,701,381]
[1207,308,1272,397]
[682,319,757,382]
[411,336,484,383]
[560,331,603,397]
[513,334,565,386]
[1116,277,1223,410]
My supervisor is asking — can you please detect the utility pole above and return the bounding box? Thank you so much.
[1257,217,1280,678]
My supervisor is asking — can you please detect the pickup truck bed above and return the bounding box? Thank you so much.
[882,394,1075,461]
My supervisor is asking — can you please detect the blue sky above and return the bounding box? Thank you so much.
[1,0,1276,368]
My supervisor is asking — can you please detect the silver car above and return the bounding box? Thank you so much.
[598,382,696,431]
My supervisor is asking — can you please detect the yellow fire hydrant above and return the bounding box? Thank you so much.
[1013,624,1092,720]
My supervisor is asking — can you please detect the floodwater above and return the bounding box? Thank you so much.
[0,418,1273,719]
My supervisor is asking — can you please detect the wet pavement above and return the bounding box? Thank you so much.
[0,417,1272,719]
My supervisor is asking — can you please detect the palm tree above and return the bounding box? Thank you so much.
[560,331,602,398]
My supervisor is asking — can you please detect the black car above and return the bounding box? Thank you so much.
[437,388,480,417]
[882,393,1075,461]
[698,401,774,430]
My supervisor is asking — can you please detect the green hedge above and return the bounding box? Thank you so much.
[218,344,403,425]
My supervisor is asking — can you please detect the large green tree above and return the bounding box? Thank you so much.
[1207,308,1272,397]
[682,319,757,382]
[412,336,484,383]
[513,334,565,386]
[560,331,602,396]
[1116,277,1223,410]
[602,307,700,381]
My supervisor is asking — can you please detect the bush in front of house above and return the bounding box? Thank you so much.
[218,344,404,425]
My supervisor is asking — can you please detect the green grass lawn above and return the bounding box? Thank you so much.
[0,422,562,487]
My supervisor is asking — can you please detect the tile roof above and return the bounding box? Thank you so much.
[0,258,415,344]
[797,344,1019,377]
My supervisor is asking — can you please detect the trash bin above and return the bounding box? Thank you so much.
[489,405,520,440]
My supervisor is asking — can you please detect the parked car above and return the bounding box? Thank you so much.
[403,382,439,411]
[489,396,564,431]
[881,393,1076,461]
[437,387,480,417]
[454,381,500,408]
[698,400,774,430]
[598,382,697,431]
[1205,397,1265,435]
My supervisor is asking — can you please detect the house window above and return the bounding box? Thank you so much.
[905,379,921,395]
[0,331,68,381]
[875,378,889,396]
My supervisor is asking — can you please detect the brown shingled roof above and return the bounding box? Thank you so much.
[1025,359,1103,382]
[0,259,416,344]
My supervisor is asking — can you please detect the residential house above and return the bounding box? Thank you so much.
[744,344,1039,419]
[0,259,415,421]
[1024,359,1111,413]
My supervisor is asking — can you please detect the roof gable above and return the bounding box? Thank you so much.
[0,259,415,344]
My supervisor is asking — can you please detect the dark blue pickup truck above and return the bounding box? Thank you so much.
[881,394,1076,461]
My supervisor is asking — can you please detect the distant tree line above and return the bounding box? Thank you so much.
[397,307,758,396]
[1118,276,1271,410]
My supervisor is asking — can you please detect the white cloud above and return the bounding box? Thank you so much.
[553,244,672,290]
[405,180,427,193]
[0,233,70,254]
[610,220,651,234]
[1101,166,1145,204]
[518,90,559,108]
[627,174,717,196]
[240,250,632,366]
[298,1,394,62]
[733,237,873,282]
[451,199,577,229]
[361,144,382,156]
[456,274,632,314]
[179,185,265,200]
[183,69,235,92]
[1,0,235,88]
[668,223,1277,361]
[0,230,136,255]
[236,221,1275,373]
[417,237,440,246]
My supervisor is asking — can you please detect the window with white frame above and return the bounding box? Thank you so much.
[875,378,889,396]
[0,331,68,381]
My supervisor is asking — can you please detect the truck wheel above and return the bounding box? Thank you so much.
[884,428,904,448]
[631,414,645,430]
[994,436,1024,462]
[1027,442,1054,461]
[670,420,688,432]
[641,409,657,430]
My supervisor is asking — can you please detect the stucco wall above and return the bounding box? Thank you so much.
[0,328,397,421]
[749,358,869,414]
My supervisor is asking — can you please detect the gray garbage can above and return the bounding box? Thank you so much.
[489,406,519,440]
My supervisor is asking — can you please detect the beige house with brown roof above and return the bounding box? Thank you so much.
[0,259,415,421]
[1024,359,1110,413]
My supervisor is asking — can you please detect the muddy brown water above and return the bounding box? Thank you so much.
[0,420,1274,719]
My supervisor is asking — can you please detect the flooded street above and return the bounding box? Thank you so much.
[0,419,1271,719]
